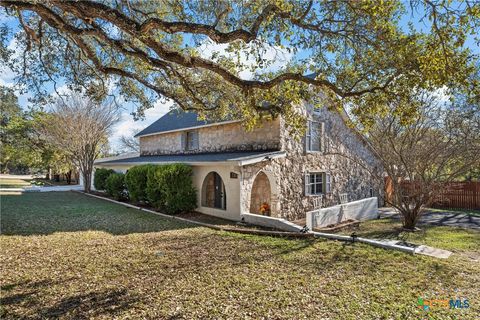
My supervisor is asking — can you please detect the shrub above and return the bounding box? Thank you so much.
[94,168,115,190]
[125,164,154,202]
[161,164,197,214]
[146,165,164,208]
[105,172,127,200]
[145,164,197,214]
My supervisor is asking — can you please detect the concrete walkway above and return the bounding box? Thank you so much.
[0,185,83,193]
[379,207,480,230]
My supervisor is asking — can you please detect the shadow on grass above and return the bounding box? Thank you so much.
[40,289,136,319]
[1,280,137,319]
[0,192,195,236]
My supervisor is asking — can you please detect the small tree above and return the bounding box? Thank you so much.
[38,94,119,192]
[366,93,480,230]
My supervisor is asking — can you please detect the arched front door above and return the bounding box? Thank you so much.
[250,172,272,215]
[202,172,226,210]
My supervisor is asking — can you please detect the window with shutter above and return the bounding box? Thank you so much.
[305,172,323,195]
[305,172,332,195]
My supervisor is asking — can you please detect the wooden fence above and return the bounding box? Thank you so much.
[384,177,480,210]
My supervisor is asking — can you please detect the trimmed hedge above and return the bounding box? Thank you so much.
[105,172,127,200]
[145,164,197,214]
[93,168,115,190]
[125,164,154,202]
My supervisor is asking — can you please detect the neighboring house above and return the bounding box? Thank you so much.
[94,105,383,222]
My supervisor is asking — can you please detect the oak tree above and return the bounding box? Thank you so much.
[1,0,479,130]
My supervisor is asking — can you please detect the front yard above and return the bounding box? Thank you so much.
[1,192,479,319]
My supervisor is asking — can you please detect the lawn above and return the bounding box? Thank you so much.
[340,218,480,260]
[1,192,479,319]
[0,176,78,189]
[0,178,31,189]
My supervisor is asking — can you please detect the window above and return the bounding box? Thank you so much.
[185,131,199,150]
[305,172,332,195]
[305,120,324,152]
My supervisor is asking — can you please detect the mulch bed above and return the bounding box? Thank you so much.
[314,219,361,233]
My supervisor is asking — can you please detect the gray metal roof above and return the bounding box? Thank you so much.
[135,109,234,137]
[95,150,284,165]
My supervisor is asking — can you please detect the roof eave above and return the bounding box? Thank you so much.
[94,151,286,167]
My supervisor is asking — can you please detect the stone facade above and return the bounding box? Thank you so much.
[240,107,383,221]
[131,105,383,222]
[140,119,281,155]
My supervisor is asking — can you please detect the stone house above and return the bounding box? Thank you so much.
[95,105,383,222]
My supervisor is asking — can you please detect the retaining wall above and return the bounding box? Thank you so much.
[241,213,303,232]
[306,197,379,229]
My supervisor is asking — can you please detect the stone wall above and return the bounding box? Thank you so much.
[140,119,281,155]
[240,106,384,221]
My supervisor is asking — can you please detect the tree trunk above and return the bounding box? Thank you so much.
[66,170,72,184]
[81,167,92,193]
[401,207,421,231]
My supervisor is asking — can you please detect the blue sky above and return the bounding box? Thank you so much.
[1,2,478,151]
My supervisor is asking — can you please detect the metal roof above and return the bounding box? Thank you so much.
[95,150,285,166]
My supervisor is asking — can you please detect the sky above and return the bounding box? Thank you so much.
[1,2,478,152]
[0,10,293,152]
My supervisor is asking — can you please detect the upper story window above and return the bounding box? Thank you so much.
[305,120,324,152]
[305,172,332,196]
[184,131,199,151]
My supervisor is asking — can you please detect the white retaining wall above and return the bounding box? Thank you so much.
[306,197,379,229]
[241,213,303,232]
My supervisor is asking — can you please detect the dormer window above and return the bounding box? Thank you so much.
[185,131,199,151]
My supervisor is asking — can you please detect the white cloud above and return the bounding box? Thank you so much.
[109,99,173,150]
[198,39,293,79]
[431,86,451,104]
[0,37,19,86]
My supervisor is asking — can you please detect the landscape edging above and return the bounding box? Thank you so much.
[77,191,418,255]
[77,191,313,238]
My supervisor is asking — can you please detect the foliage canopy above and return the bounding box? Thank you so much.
[1,0,479,129]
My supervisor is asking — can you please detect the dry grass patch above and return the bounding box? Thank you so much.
[1,192,479,319]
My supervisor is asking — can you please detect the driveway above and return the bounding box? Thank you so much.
[379,207,480,230]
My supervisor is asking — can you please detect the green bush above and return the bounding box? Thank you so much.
[125,164,154,202]
[105,172,127,200]
[146,165,164,208]
[161,164,197,214]
[145,164,197,214]
[94,168,115,190]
